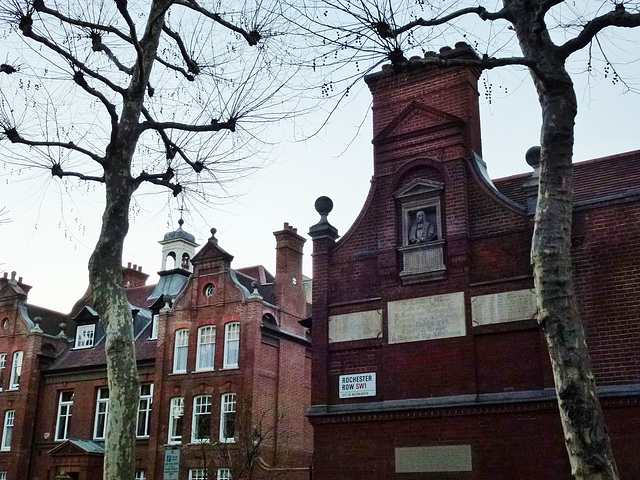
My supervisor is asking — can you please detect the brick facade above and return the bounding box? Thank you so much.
[308,43,640,479]
[0,224,312,480]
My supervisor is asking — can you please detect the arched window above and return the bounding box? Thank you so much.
[181,253,190,270]
[166,252,176,270]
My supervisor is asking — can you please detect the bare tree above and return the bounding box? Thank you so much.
[0,1,305,478]
[300,1,640,479]
[186,396,303,480]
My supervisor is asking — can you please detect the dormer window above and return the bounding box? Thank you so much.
[75,324,95,349]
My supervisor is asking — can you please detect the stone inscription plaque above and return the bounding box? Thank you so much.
[387,292,465,344]
[329,310,382,343]
[471,289,537,326]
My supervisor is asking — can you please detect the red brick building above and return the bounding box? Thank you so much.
[0,222,312,480]
[308,43,640,479]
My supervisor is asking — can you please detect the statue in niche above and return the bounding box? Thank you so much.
[408,210,437,244]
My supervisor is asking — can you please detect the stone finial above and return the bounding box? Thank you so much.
[57,322,68,339]
[523,146,541,215]
[525,146,541,167]
[32,316,43,334]
[249,280,263,299]
[209,228,218,244]
[161,294,172,312]
[309,196,339,241]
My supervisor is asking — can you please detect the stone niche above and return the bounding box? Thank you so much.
[395,178,446,284]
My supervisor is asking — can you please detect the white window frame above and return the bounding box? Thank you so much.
[55,391,74,441]
[135,470,146,480]
[217,468,232,480]
[75,324,95,349]
[168,397,184,444]
[196,326,216,372]
[173,329,189,373]
[150,314,159,340]
[93,387,109,440]
[0,471,6,480]
[1,410,14,451]
[219,393,236,443]
[136,384,153,438]
[9,351,22,390]
[191,395,212,443]
[189,469,207,480]
[223,323,240,369]
[0,353,6,391]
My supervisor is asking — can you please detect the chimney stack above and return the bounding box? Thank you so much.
[273,222,307,318]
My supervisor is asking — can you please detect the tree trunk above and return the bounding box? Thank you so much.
[512,7,621,478]
[88,167,139,480]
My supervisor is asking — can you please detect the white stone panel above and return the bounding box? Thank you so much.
[328,310,382,343]
[471,289,537,326]
[387,292,466,344]
[395,445,472,473]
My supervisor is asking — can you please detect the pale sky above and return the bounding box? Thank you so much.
[2,23,640,313]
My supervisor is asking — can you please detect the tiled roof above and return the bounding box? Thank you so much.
[494,150,640,206]
[234,269,276,304]
[24,304,69,336]
[235,265,274,284]
[125,284,157,309]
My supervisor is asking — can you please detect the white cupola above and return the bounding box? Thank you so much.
[158,219,199,272]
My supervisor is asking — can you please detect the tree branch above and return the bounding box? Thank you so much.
[90,32,134,75]
[173,0,262,46]
[33,0,133,44]
[18,13,127,95]
[72,70,119,144]
[154,56,196,81]
[134,169,182,196]
[51,163,105,182]
[561,4,640,58]
[2,127,105,164]
[391,53,536,74]
[0,64,17,74]
[162,25,200,75]
[383,6,509,38]
[113,0,143,62]
[140,118,237,134]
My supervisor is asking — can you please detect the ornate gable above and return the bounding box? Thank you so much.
[373,101,464,144]
[394,178,444,200]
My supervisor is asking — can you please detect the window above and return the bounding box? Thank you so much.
[55,391,74,441]
[196,326,215,371]
[1,410,14,451]
[219,393,236,443]
[217,468,231,480]
[135,470,146,480]
[189,469,207,480]
[0,471,6,480]
[191,395,212,443]
[9,351,22,390]
[223,323,240,369]
[136,384,153,438]
[173,329,189,373]
[75,324,95,348]
[93,387,109,440]
[150,314,159,340]
[168,397,184,444]
[0,354,6,390]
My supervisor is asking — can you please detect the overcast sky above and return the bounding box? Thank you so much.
[2,22,640,313]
